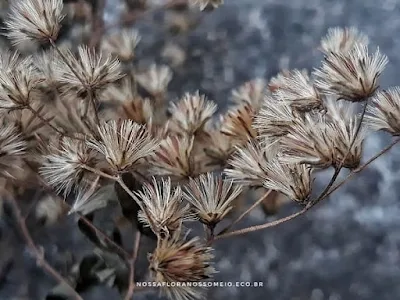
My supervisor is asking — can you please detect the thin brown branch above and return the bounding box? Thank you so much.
[5,195,83,300]
[124,231,141,300]
[218,189,272,236]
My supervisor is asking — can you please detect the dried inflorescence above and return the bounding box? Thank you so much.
[319,27,369,55]
[101,29,141,62]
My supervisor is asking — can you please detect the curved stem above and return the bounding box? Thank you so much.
[124,231,141,300]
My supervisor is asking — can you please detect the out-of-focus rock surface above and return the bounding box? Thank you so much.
[2,0,400,299]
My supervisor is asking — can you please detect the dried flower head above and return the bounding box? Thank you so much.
[314,44,388,101]
[5,0,64,44]
[224,139,274,187]
[135,64,172,96]
[190,0,224,11]
[325,99,365,169]
[253,96,297,138]
[262,157,313,204]
[365,87,400,136]
[40,138,98,197]
[184,173,242,227]
[101,29,141,62]
[0,123,27,179]
[0,52,43,109]
[279,115,334,169]
[272,70,324,112]
[220,104,257,143]
[134,177,193,237]
[231,78,266,111]
[149,134,195,179]
[169,92,217,134]
[149,232,215,300]
[35,194,66,226]
[320,27,369,55]
[88,120,159,173]
[54,46,122,94]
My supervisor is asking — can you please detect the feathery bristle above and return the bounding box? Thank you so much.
[101,29,141,61]
[320,27,369,55]
[135,64,172,96]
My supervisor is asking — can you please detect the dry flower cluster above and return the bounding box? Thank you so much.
[0,1,399,300]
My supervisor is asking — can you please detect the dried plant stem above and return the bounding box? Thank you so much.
[6,196,83,300]
[218,189,272,235]
[215,205,309,240]
[124,231,141,300]
[49,39,100,125]
[81,165,118,181]
[311,100,368,205]
[27,105,84,141]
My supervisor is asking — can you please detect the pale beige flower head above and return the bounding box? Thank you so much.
[224,139,275,187]
[314,44,388,101]
[0,52,43,109]
[134,177,194,237]
[169,91,217,134]
[0,123,27,179]
[220,104,257,143]
[54,45,122,94]
[365,87,400,136]
[135,64,172,96]
[190,0,224,11]
[272,69,324,112]
[87,119,159,173]
[253,95,297,138]
[231,78,266,111]
[184,173,242,227]
[149,232,216,300]
[101,29,141,62]
[5,0,64,44]
[320,27,369,55]
[149,134,195,179]
[40,138,98,197]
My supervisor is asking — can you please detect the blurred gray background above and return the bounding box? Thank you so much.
[2,0,400,299]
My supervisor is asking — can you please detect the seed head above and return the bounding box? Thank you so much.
[87,120,159,173]
[149,232,215,300]
[5,0,64,44]
[101,29,141,62]
[220,104,257,143]
[54,45,122,94]
[169,91,217,135]
[135,64,172,96]
[231,78,266,111]
[40,138,98,197]
[314,44,388,101]
[320,27,369,55]
[134,177,194,237]
[365,87,400,136]
[184,173,242,227]
[189,0,224,11]
[272,69,324,112]
[0,123,27,179]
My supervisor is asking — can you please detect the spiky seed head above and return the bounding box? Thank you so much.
[325,99,365,169]
[135,64,172,96]
[320,27,369,55]
[0,123,27,179]
[365,87,400,136]
[149,232,216,300]
[101,29,141,62]
[169,91,217,135]
[54,45,122,94]
[184,173,242,227]
[5,0,64,44]
[134,177,194,237]
[224,139,275,187]
[189,0,224,11]
[279,115,334,169]
[0,52,43,109]
[220,104,257,143]
[272,70,324,112]
[40,138,98,197]
[87,119,159,173]
[231,78,266,111]
[253,96,297,138]
[314,44,388,101]
[149,134,195,179]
